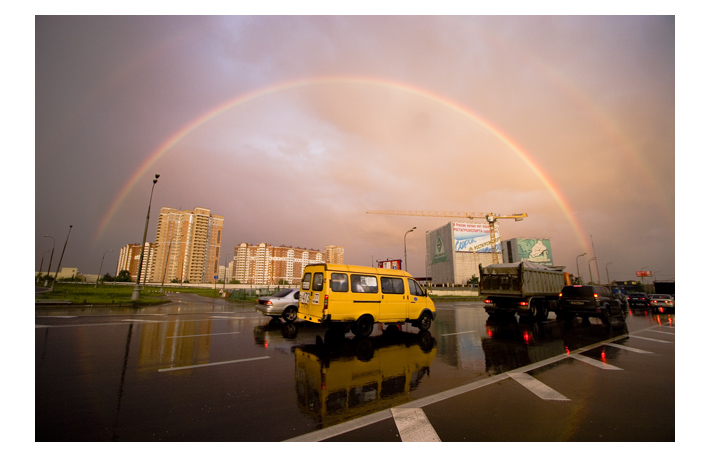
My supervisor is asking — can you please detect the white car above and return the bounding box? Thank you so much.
[255,288,300,322]
[648,294,674,312]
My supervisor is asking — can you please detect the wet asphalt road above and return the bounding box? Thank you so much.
[35,295,675,442]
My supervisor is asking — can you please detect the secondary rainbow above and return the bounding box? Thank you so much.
[95,76,591,253]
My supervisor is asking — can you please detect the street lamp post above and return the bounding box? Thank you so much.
[404,227,416,272]
[588,257,597,285]
[576,253,587,284]
[51,225,73,292]
[95,249,113,288]
[43,235,55,287]
[605,262,613,286]
[131,174,160,302]
[37,250,49,283]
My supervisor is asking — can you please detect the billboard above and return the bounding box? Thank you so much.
[453,221,500,253]
[516,238,553,266]
[636,271,652,277]
[378,259,402,270]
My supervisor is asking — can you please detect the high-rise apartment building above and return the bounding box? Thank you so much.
[324,245,345,264]
[232,243,325,285]
[151,207,224,284]
[116,242,156,282]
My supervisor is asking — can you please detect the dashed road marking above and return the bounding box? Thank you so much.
[391,408,441,442]
[440,330,477,337]
[122,319,163,323]
[630,335,674,344]
[571,353,623,370]
[158,356,270,372]
[168,332,240,338]
[606,343,654,354]
[508,372,570,401]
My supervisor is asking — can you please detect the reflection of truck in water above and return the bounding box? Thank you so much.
[294,329,436,428]
[479,261,570,321]
[482,319,566,374]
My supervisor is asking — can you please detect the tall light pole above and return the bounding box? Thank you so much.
[37,250,49,283]
[131,174,159,302]
[576,253,587,284]
[605,262,613,286]
[590,235,601,287]
[404,226,416,272]
[43,235,55,287]
[588,257,597,285]
[51,225,73,292]
[95,249,113,288]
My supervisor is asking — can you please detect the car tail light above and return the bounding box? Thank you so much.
[266,300,272,306]
[558,293,563,297]
[519,301,529,307]
[323,295,329,311]
[593,293,599,299]
[484,299,492,304]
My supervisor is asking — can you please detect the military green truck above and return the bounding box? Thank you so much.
[479,261,569,321]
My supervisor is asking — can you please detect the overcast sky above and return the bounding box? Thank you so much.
[34,13,678,282]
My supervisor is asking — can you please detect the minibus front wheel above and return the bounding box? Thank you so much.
[416,312,433,331]
[353,315,374,337]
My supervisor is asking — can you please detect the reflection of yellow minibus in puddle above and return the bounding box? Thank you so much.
[294,328,436,427]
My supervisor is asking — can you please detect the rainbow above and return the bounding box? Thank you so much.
[95,76,592,253]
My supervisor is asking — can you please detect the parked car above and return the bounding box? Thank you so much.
[627,292,649,307]
[648,294,675,313]
[556,285,626,325]
[255,288,300,322]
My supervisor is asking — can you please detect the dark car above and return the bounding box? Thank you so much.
[557,285,626,325]
[627,292,649,307]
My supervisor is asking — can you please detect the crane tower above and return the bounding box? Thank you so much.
[366,210,528,264]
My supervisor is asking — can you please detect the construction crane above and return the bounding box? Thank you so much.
[366,210,528,264]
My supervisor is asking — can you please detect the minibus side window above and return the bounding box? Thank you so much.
[351,274,378,293]
[313,273,324,291]
[382,277,404,294]
[331,273,348,292]
[408,278,426,296]
[302,273,311,291]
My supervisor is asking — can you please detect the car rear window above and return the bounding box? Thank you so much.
[561,286,595,298]
[272,289,293,298]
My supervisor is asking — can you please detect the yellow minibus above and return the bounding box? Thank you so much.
[297,263,436,337]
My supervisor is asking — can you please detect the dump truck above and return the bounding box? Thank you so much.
[479,261,569,321]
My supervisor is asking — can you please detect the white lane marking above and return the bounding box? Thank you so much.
[507,372,570,401]
[391,408,441,442]
[209,316,246,319]
[646,329,675,335]
[37,316,77,318]
[158,356,270,372]
[630,335,674,344]
[606,343,654,354]
[570,353,623,370]
[168,332,240,338]
[122,319,162,323]
[440,330,477,336]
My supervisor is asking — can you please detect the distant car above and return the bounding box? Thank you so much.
[627,293,649,307]
[255,288,300,322]
[556,285,626,325]
[648,294,675,313]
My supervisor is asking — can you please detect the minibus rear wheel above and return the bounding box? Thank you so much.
[353,315,374,337]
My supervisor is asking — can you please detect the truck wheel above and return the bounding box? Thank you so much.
[417,312,433,331]
[353,315,374,337]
